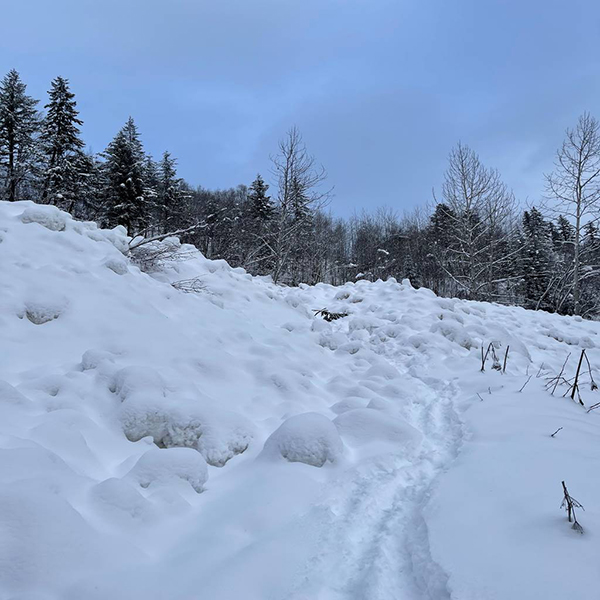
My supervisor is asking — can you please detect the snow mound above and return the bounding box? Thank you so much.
[334,408,423,450]
[260,412,344,467]
[120,395,254,467]
[23,295,67,325]
[104,256,129,275]
[0,380,31,407]
[125,447,208,493]
[112,366,166,399]
[21,204,69,231]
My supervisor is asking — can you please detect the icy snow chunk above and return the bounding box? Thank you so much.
[194,409,254,467]
[119,396,253,467]
[23,296,66,325]
[126,447,208,493]
[120,395,173,446]
[260,412,344,467]
[20,204,68,231]
[334,408,422,449]
[104,256,129,275]
[85,226,129,254]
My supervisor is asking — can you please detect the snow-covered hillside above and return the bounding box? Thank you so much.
[1,201,599,600]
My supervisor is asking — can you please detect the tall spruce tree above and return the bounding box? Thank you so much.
[40,76,85,208]
[521,207,554,309]
[156,151,188,233]
[0,70,41,202]
[68,151,105,219]
[101,117,149,234]
[248,173,273,222]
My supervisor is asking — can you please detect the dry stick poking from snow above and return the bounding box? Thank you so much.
[476,393,484,402]
[518,376,532,393]
[550,427,563,437]
[536,362,545,378]
[546,353,571,396]
[562,349,587,406]
[502,346,510,374]
[583,350,598,392]
[561,481,585,534]
[481,342,501,372]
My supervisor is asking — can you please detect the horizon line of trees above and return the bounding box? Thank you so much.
[2,68,600,318]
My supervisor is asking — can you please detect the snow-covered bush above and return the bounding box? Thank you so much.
[260,412,344,467]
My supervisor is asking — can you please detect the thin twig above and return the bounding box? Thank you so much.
[502,346,510,374]
[519,376,532,393]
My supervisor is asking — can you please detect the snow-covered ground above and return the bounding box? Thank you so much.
[1,200,599,600]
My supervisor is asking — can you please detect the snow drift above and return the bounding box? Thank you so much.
[1,200,600,600]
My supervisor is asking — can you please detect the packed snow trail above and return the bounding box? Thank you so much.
[1,202,600,600]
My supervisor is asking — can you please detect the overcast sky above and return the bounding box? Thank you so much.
[3,0,600,217]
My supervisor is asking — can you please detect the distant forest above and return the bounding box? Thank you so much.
[2,69,600,317]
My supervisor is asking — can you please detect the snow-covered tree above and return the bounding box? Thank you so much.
[520,207,555,310]
[39,76,85,208]
[156,151,189,233]
[101,117,150,235]
[0,69,41,202]
[248,173,273,222]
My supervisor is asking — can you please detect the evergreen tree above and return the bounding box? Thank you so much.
[521,207,554,309]
[247,173,273,222]
[39,76,85,208]
[101,117,149,234]
[69,151,105,219]
[156,151,188,232]
[0,69,41,202]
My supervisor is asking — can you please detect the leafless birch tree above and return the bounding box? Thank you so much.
[436,142,518,299]
[545,112,600,315]
[268,126,330,283]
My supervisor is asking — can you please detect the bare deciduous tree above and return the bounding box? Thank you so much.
[436,142,518,299]
[545,112,600,315]
[268,126,330,283]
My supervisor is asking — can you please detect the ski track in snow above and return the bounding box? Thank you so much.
[284,319,464,600]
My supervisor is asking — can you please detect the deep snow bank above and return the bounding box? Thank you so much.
[1,201,600,600]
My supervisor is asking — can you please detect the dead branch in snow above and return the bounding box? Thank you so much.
[313,308,348,322]
[561,481,584,533]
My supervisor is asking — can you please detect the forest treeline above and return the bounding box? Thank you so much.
[2,69,600,317]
